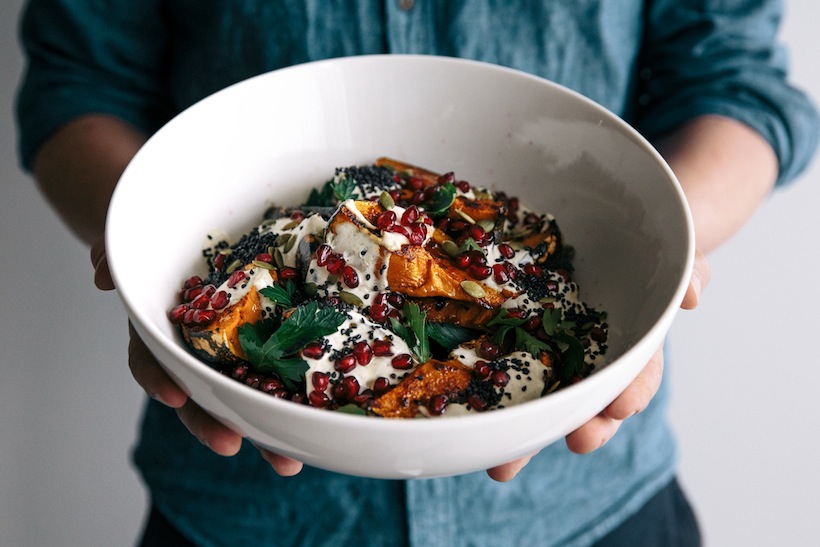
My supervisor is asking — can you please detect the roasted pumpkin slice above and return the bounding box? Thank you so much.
[375,157,441,187]
[182,285,264,364]
[370,359,473,418]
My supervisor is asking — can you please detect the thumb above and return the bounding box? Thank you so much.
[681,248,711,310]
[90,235,115,291]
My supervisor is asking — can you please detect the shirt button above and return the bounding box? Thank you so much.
[398,0,415,10]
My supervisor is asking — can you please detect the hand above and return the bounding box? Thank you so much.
[487,249,711,482]
[92,237,297,468]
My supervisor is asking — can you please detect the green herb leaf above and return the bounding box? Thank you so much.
[459,238,484,253]
[260,280,295,308]
[237,301,346,389]
[424,182,457,216]
[330,176,359,202]
[305,182,337,207]
[390,302,430,363]
[427,322,477,352]
[514,328,551,359]
[554,332,586,380]
[336,403,367,415]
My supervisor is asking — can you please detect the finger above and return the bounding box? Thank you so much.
[256,446,305,477]
[127,322,188,408]
[604,345,664,420]
[565,412,622,454]
[90,235,115,291]
[486,452,536,482]
[680,248,711,310]
[176,399,242,457]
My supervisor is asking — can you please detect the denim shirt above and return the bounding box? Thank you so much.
[16,1,819,546]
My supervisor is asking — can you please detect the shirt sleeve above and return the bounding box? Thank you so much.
[635,0,819,186]
[15,0,172,172]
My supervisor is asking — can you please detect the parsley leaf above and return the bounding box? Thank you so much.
[237,301,346,389]
[330,176,359,202]
[390,302,430,363]
[427,322,476,352]
[423,182,457,216]
[260,280,295,308]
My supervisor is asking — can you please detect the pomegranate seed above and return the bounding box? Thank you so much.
[391,353,413,370]
[333,376,361,402]
[436,217,450,232]
[377,210,397,231]
[478,338,500,360]
[211,291,231,310]
[401,205,420,225]
[522,263,544,277]
[507,197,520,214]
[201,284,216,298]
[261,377,285,394]
[504,262,519,280]
[438,172,456,185]
[369,302,388,322]
[373,377,391,396]
[311,371,329,391]
[352,389,374,406]
[291,210,305,220]
[428,394,448,416]
[386,224,410,237]
[407,176,424,191]
[182,275,203,290]
[449,219,468,232]
[491,370,510,387]
[492,264,510,284]
[353,341,373,365]
[302,342,325,359]
[212,254,226,270]
[411,190,425,205]
[423,185,438,200]
[334,354,357,373]
[407,223,426,245]
[456,180,471,193]
[279,267,299,280]
[190,293,210,310]
[374,292,389,307]
[191,309,216,326]
[308,390,331,408]
[468,224,486,242]
[316,244,332,266]
[169,304,189,324]
[498,243,515,259]
[387,292,404,309]
[469,264,492,279]
[325,255,346,275]
[590,327,607,343]
[182,308,197,325]
[255,253,274,264]
[455,253,472,269]
[468,394,488,411]
[506,308,527,319]
[468,250,486,265]
[244,374,260,388]
[371,339,393,357]
[389,189,401,203]
[474,360,491,381]
[182,285,204,302]
[524,212,540,225]
[227,270,247,288]
[342,265,359,288]
[524,315,542,331]
[231,364,249,380]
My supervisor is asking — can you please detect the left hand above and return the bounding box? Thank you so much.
[487,249,711,482]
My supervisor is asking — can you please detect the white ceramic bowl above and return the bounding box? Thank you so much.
[107,55,694,479]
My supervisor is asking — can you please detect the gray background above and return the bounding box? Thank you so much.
[1,1,818,545]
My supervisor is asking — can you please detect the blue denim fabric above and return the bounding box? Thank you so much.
[16,1,819,545]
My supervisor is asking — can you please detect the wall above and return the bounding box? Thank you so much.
[0,1,817,545]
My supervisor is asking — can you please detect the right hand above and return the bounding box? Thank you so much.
[91,236,303,474]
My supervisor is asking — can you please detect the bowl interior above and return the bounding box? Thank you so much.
[107,55,693,477]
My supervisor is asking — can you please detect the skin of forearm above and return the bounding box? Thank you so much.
[654,115,778,254]
[32,114,148,247]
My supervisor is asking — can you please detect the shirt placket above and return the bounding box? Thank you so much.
[384,0,435,54]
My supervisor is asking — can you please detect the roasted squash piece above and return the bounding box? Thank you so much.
[182,287,264,364]
[370,359,473,418]
[449,195,505,224]
[387,244,507,308]
[375,157,441,187]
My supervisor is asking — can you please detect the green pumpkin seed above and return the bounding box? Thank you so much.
[282,219,301,230]
[225,259,242,274]
[275,233,291,247]
[442,240,461,258]
[460,280,486,299]
[379,191,395,210]
[252,260,275,270]
[272,249,285,269]
[339,290,363,307]
[282,234,297,253]
[304,282,318,297]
